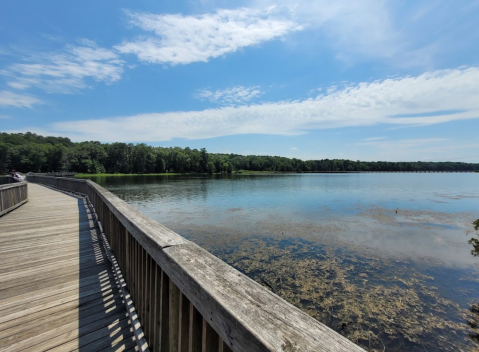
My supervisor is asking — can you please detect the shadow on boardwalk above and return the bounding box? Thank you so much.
[0,184,138,351]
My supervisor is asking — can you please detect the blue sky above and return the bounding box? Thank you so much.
[1,0,479,162]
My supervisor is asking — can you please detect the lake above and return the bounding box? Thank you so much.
[84,173,479,352]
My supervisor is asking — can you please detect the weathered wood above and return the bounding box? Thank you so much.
[179,293,190,352]
[156,243,366,352]
[160,270,170,352]
[169,280,181,352]
[202,318,219,352]
[0,183,142,352]
[0,182,28,217]
[27,174,367,352]
[189,303,203,352]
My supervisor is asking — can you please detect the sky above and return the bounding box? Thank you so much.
[1,0,479,162]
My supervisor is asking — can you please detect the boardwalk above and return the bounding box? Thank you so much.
[0,184,139,351]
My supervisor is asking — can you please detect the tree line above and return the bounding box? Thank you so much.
[1,132,478,174]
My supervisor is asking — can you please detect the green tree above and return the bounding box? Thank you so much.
[0,143,9,173]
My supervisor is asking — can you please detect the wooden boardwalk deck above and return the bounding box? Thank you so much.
[0,183,139,352]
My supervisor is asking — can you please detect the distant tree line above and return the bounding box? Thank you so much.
[1,132,479,174]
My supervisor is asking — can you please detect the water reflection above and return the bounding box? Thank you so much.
[84,173,479,351]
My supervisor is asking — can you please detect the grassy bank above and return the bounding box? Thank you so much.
[75,172,183,178]
[75,170,282,178]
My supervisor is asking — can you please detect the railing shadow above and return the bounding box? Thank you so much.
[75,195,138,351]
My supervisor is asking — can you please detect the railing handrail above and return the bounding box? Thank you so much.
[0,180,27,189]
[27,174,365,352]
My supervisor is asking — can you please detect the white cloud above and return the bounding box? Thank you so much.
[0,114,11,119]
[0,91,42,108]
[290,147,298,150]
[50,66,479,142]
[195,85,263,105]
[115,7,303,65]
[2,43,124,94]
[250,0,400,60]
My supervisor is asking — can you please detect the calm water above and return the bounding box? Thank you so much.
[86,173,479,352]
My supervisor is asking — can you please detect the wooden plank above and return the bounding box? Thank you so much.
[0,183,140,352]
[0,262,111,296]
[0,271,115,316]
[1,312,131,352]
[39,317,134,352]
[0,270,114,312]
[0,282,119,327]
[0,251,100,276]
[0,295,126,347]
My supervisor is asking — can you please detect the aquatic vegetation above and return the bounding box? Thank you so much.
[103,174,479,351]
[190,235,477,352]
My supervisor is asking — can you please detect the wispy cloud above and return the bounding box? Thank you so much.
[115,7,303,65]
[0,114,11,119]
[250,0,478,67]
[49,66,479,142]
[355,138,448,147]
[362,137,387,142]
[195,85,263,105]
[352,138,479,162]
[250,0,399,61]
[0,91,42,108]
[2,42,124,94]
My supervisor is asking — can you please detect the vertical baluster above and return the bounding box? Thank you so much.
[134,239,139,308]
[189,303,202,352]
[169,279,180,352]
[138,246,145,323]
[125,230,131,294]
[152,264,161,351]
[147,255,155,349]
[143,250,150,340]
[160,271,170,352]
[179,293,190,352]
[222,342,233,352]
[202,319,219,352]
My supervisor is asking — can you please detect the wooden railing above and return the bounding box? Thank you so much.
[0,181,28,217]
[27,175,365,352]
[0,176,15,185]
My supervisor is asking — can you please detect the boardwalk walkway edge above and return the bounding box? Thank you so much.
[27,175,366,352]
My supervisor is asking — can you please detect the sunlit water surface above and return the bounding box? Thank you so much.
[86,173,479,352]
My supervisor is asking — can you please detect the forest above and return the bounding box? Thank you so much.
[1,132,478,174]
